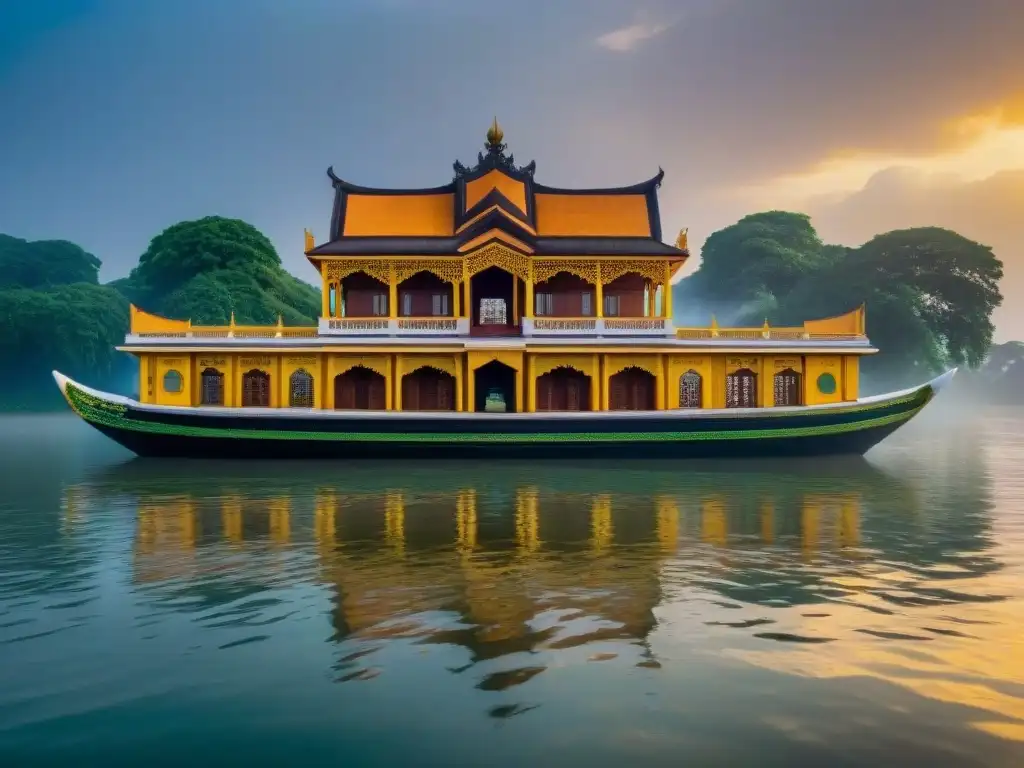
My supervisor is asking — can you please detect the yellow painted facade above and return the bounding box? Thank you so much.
[132,347,869,412]
[123,123,874,416]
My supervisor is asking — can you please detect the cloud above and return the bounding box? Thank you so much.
[594,18,670,52]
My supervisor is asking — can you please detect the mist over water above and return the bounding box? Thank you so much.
[1,411,1023,766]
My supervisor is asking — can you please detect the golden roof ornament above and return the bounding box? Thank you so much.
[486,116,504,147]
[675,228,689,251]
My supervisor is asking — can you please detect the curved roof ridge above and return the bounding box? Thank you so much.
[326,166,456,196]
[533,168,664,196]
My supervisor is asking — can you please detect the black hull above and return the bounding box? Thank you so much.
[55,370,954,461]
[91,420,911,460]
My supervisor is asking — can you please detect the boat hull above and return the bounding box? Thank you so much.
[54,370,951,460]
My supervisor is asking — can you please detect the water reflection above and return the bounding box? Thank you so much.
[39,441,1023,750]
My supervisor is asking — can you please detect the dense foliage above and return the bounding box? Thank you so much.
[675,213,1004,391]
[116,217,319,324]
[0,219,319,410]
[0,234,103,290]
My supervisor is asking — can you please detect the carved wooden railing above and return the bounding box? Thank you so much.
[396,318,459,332]
[675,327,865,341]
[532,318,598,332]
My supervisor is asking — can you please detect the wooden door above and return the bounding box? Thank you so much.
[726,369,757,408]
[773,369,801,407]
[200,368,224,406]
[242,370,270,407]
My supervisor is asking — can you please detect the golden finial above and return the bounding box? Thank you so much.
[486,116,504,146]
[675,228,689,251]
[710,315,719,337]
[304,228,314,252]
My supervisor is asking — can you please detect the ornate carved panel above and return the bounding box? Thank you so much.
[465,243,531,280]
[394,259,463,285]
[599,260,667,285]
[532,260,599,285]
[323,260,392,284]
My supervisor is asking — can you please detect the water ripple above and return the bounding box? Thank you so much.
[1,414,1024,765]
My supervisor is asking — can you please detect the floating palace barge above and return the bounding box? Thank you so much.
[56,121,953,459]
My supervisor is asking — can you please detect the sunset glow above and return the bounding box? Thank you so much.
[735,104,1024,206]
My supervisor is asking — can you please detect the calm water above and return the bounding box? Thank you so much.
[1,410,1024,766]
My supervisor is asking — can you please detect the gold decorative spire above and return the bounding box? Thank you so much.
[675,228,689,251]
[304,228,314,252]
[486,116,504,147]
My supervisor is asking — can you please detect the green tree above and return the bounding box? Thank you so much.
[0,283,133,408]
[676,212,838,317]
[848,228,1002,369]
[130,216,281,298]
[0,234,102,289]
[124,217,320,324]
[675,216,1003,390]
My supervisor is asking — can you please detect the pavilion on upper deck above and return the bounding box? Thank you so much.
[304,119,689,339]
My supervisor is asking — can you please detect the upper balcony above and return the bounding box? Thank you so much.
[123,303,870,350]
[318,261,676,339]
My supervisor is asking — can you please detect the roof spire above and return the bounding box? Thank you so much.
[486,116,504,148]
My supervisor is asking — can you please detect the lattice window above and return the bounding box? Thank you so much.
[679,370,702,408]
[603,295,620,317]
[581,292,593,317]
[289,369,315,408]
[480,298,507,325]
[162,370,183,394]
[242,370,271,407]
[372,294,388,316]
[431,294,449,316]
[726,369,757,408]
[401,293,413,317]
[773,368,802,407]
[200,368,224,406]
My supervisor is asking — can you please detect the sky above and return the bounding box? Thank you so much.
[1,0,1023,340]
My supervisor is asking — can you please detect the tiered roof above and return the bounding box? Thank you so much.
[306,119,687,260]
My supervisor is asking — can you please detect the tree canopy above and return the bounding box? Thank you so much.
[0,234,102,289]
[122,217,319,325]
[676,216,1003,390]
[0,218,319,409]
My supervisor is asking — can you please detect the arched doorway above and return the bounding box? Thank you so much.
[773,368,802,406]
[474,360,516,412]
[609,367,656,410]
[725,368,757,408]
[470,266,515,335]
[242,369,271,407]
[678,370,702,408]
[535,367,591,411]
[200,367,224,406]
[402,366,456,411]
[289,368,315,408]
[334,367,386,410]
